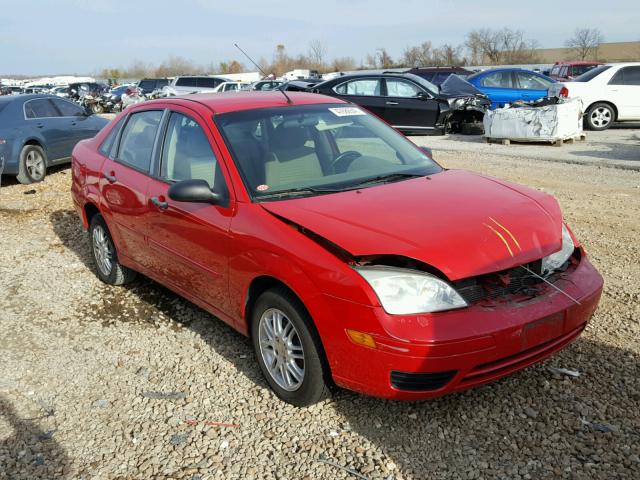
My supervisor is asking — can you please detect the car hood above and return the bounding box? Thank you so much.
[439,74,486,99]
[260,169,563,280]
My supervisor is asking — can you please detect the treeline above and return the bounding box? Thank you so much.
[98,27,604,79]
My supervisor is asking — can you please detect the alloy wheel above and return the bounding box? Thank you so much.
[590,107,612,128]
[258,308,305,391]
[25,150,45,180]
[92,225,113,276]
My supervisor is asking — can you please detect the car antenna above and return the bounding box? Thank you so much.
[234,43,292,104]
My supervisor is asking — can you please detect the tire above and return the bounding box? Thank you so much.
[89,214,136,285]
[585,102,615,131]
[91,102,104,114]
[16,144,47,184]
[251,287,330,406]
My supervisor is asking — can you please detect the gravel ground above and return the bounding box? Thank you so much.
[0,152,639,480]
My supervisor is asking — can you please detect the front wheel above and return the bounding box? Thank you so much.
[89,214,136,285]
[251,287,330,406]
[585,103,615,131]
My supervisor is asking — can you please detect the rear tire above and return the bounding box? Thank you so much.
[89,214,137,285]
[251,287,330,406]
[585,102,615,131]
[16,145,47,184]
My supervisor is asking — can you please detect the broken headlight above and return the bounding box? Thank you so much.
[449,98,466,109]
[541,224,575,275]
[354,266,467,314]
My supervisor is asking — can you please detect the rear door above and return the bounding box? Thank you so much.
[513,71,554,102]
[51,98,100,154]
[100,109,164,269]
[144,106,234,316]
[382,77,439,131]
[331,78,387,119]
[23,98,72,160]
[477,71,517,108]
[608,66,640,119]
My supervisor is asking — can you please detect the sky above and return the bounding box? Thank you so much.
[1,0,638,76]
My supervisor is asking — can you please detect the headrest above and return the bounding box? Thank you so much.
[271,123,308,150]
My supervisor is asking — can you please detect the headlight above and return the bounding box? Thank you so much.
[354,266,468,315]
[541,224,575,275]
[449,98,466,109]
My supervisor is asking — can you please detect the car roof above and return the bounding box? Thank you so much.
[605,62,640,67]
[148,91,346,114]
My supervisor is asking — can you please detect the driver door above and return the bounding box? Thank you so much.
[144,107,235,317]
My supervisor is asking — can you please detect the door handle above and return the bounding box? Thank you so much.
[385,101,399,105]
[103,172,117,183]
[71,122,77,126]
[36,123,44,129]
[150,196,168,210]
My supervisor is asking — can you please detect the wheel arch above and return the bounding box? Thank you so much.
[83,201,101,229]
[21,137,49,163]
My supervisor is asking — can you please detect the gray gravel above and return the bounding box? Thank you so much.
[0,152,639,479]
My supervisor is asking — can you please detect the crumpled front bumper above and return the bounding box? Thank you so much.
[318,255,603,400]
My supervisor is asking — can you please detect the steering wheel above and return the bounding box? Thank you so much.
[332,151,362,173]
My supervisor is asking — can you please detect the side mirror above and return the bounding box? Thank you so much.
[168,179,221,205]
[416,91,430,100]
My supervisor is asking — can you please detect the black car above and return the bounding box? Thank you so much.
[136,78,169,95]
[406,66,475,86]
[310,72,490,135]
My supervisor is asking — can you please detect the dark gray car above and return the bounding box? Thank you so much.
[0,94,108,184]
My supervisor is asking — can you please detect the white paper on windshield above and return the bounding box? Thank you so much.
[328,107,366,117]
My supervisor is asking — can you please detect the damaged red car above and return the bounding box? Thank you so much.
[71,92,603,406]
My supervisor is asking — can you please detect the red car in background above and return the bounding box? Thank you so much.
[548,61,603,81]
[71,92,603,406]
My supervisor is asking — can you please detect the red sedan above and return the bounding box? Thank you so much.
[71,91,603,406]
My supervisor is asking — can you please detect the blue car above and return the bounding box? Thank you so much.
[467,68,556,109]
[0,94,108,184]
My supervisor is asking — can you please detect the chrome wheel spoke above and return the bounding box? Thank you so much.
[258,307,305,391]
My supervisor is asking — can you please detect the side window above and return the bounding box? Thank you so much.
[559,66,568,77]
[98,118,124,157]
[480,72,513,88]
[334,79,381,96]
[160,112,221,189]
[197,78,217,89]
[24,99,60,119]
[550,66,561,76]
[176,77,196,87]
[52,98,83,117]
[116,110,163,172]
[385,78,423,98]
[516,72,552,89]
[611,67,640,86]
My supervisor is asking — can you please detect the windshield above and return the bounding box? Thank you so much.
[574,65,611,82]
[215,104,442,200]
[403,73,439,95]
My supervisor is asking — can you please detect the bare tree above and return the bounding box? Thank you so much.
[566,28,604,60]
[365,48,395,69]
[466,28,539,65]
[308,40,327,70]
[331,56,356,72]
[433,44,465,66]
[401,42,434,67]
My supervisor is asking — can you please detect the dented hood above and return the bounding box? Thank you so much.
[260,170,564,280]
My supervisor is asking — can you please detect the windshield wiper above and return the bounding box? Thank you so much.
[255,185,342,200]
[349,172,425,188]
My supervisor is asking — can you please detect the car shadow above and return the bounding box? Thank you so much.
[0,164,70,187]
[49,209,639,477]
[0,395,71,478]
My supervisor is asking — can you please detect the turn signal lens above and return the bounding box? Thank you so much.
[559,86,569,97]
[346,329,377,349]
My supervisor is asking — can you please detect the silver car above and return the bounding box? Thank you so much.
[161,76,231,96]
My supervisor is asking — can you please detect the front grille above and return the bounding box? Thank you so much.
[453,252,578,305]
[391,370,457,391]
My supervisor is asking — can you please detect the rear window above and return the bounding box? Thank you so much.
[572,64,599,76]
[24,99,60,119]
[574,65,611,82]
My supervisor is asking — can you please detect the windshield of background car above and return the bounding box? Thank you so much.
[215,104,442,200]
[574,65,611,82]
